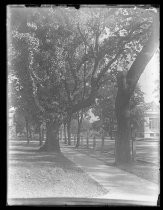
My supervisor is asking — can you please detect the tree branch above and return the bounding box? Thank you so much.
[82,62,86,101]
[63,79,72,105]
[77,23,95,57]
[95,20,153,85]
[68,86,98,115]
[96,47,124,84]
[126,13,159,97]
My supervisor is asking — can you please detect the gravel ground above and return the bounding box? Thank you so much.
[8,142,108,199]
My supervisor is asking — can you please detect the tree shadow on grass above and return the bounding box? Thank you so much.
[8,142,83,172]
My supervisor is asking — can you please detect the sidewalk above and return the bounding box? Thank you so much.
[61,144,159,205]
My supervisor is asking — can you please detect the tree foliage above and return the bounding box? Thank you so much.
[8,6,159,154]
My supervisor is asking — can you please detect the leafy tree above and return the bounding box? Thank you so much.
[92,80,116,138]
[70,119,78,135]
[54,7,159,163]
[70,111,91,147]
[8,8,46,145]
[8,7,159,160]
[74,109,91,148]
[14,111,25,135]
[129,86,147,130]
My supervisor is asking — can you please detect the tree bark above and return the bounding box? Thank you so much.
[115,72,132,164]
[109,118,113,140]
[38,124,42,146]
[64,123,67,144]
[75,110,83,148]
[75,121,81,148]
[29,125,32,140]
[101,130,105,151]
[67,115,72,145]
[25,117,29,144]
[60,126,63,141]
[115,107,131,164]
[39,119,61,152]
[114,15,159,165]
[86,131,89,148]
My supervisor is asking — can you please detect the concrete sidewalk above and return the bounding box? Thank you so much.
[61,144,159,205]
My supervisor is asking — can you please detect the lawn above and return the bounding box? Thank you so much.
[8,141,108,199]
[71,142,159,184]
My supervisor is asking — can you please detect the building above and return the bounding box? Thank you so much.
[143,102,160,138]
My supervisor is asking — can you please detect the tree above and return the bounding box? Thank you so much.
[58,8,159,164]
[14,111,25,136]
[75,110,83,147]
[8,8,66,151]
[114,10,159,164]
[70,111,91,147]
[129,86,147,131]
[74,109,92,148]
[8,7,159,157]
[63,122,67,144]
[92,79,116,139]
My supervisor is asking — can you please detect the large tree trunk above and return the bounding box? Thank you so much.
[114,15,159,165]
[115,72,132,165]
[39,120,61,152]
[115,105,131,164]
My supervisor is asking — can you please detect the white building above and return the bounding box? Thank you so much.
[144,102,160,138]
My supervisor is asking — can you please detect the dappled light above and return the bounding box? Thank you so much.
[8,5,159,206]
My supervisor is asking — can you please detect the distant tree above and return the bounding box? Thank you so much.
[71,111,91,148]
[92,80,116,139]
[14,112,25,136]
[153,79,160,102]
[8,7,159,161]
[129,85,147,131]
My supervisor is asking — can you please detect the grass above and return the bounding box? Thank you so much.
[8,141,108,199]
[71,142,159,184]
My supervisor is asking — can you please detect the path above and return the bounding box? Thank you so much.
[61,143,159,206]
[73,137,160,166]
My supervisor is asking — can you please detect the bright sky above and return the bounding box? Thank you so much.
[138,50,160,105]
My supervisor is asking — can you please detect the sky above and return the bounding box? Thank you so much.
[138,51,160,105]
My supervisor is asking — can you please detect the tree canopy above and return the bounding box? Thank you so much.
[8,7,159,123]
